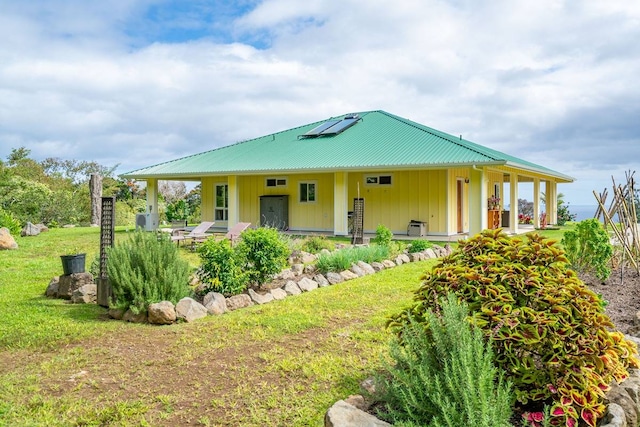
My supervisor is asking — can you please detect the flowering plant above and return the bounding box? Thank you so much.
[488,196,500,210]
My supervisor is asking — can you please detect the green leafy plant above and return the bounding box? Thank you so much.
[0,208,21,235]
[561,218,613,281]
[197,238,249,296]
[376,294,513,427]
[389,229,638,427]
[373,224,393,247]
[408,239,432,253]
[107,230,191,314]
[301,235,335,254]
[235,226,290,286]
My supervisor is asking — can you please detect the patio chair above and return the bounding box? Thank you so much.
[225,222,252,245]
[170,221,215,247]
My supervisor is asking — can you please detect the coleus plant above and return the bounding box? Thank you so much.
[388,229,639,427]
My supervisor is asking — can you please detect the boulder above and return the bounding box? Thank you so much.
[326,272,344,285]
[356,261,375,275]
[291,263,304,276]
[340,270,359,281]
[319,248,332,256]
[606,382,639,427]
[175,297,208,322]
[301,252,317,264]
[297,277,319,292]
[270,287,288,300]
[350,264,366,277]
[276,269,296,280]
[424,248,437,259]
[344,395,368,412]
[249,288,275,305]
[382,260,396,268]
[57,273,94,299]
[0,227,18,250]
[203,292,227,315]
[71,284,97,304]
[21,222,43,237]
[399,254,411,264]
[45,277,59,298]
[284,281,302,295]
[148,301,177,325]
[109,308,126,320]
[370,262,385,272]
[324,400,391,427]
[408,253,423,262]
[304,264,317,275]
[600,402,627,427]
[314,274,330,287]
[394,256,404,266]
[226,294,254,311]
[123,309,148,323]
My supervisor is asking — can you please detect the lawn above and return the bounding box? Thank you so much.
[0,224,574,426]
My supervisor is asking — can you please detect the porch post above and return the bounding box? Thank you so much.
[146,178,158,216]
[468,167,486,235]
[228,175,239,228]
[334,171,349,236]
[509,174,519,234]
[533,178,540,228]
[547,181,558,225]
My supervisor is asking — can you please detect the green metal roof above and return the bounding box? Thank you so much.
[122,110,574,182]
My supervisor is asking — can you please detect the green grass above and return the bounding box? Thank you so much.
[0,226,431,426]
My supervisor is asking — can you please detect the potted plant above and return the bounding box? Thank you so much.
[60,248,86,275]
[487,195,501,210]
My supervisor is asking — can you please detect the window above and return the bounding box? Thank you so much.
[215,184,228,221]
[266,177,287,187]
[365,174,392,186]
[299,182,316,203]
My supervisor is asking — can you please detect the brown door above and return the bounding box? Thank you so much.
[456,179,464,233]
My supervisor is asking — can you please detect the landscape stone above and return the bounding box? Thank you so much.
[297,277,319,292]
[57,273,94,299]
[21,222,43,237]
[301,252,317,264]
[203,292,227,315]
[326,272,344,285]
[304,264,317,275]
[606,382,639,427]
[249,288,275,304]
[71,284,97,304]
[123,309,148,323]
[324,400,391,427]
[45,277,59,297]
[370,262,385,272]
[284,281,302,295]
[600,402,627,427]
[340,270,359,281]
[424,248,437,259]
[148,301,177,324]
[314,274,330,287]
[408,253,423,262]
[344,395,368,412]
[394,256,404,266]
[0,227,18,250]
[319,248,332,256]
[277,269,296,280]
[382,260,396,268]
[399,254,411,264]
[175,297,208,322]
[270,287,287,300]
[291,263,304,275]
[356,261,375,275]
[226,294,253,311]
[350,263,365,277]
[109,308,126,320]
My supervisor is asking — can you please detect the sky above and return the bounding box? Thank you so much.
[1,0,639,206]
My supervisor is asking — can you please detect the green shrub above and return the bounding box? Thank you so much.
[107,231,191,314]
[561,218,612,281]
[236,227,290,286]
[389,229,638,427]
[408,239,432,253]
[377,294,513,427]
[197,238,249,296]
[0,208,21,235]
[373,224,393,247]
[316,245,389,274]
[301,235,335,254]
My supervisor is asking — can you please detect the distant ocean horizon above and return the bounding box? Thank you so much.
[504,204,599,222]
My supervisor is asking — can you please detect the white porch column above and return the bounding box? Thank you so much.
[468,167,487,235]
[509,173,519,234]
[334,171,349,236]
[547,181,558,225]
[228,175,239,228]
[144,178,159,230]
[533,178,540,228]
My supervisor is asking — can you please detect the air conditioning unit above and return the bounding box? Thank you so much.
[135,213,159,231]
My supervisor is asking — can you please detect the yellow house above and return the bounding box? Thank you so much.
[122,110,574,238]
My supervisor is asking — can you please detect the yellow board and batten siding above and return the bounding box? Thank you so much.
[348,170,448,235]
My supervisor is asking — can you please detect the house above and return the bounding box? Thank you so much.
[122,110,574,238]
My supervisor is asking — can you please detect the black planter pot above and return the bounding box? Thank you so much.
[60,253,86,275]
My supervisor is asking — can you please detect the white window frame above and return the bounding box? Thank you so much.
[299,181,317,203]
[364,174,393,186]
[265,177,288,188]
[215,183,228,221]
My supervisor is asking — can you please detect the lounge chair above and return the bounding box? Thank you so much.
[170,221,215,246]
[225,222,251,245]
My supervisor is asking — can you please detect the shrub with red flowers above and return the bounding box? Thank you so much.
[389,229,639,427]
[519,213,533,224]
